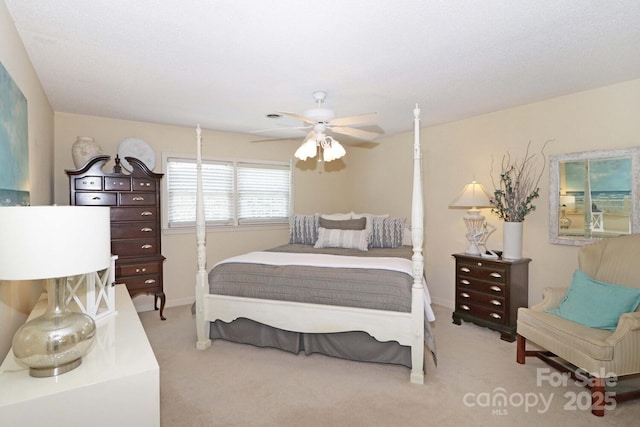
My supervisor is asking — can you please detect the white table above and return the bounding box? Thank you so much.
[0,284,160,427]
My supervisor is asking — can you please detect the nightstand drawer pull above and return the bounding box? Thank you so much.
[490,299,502,306]
[489,313,502,319]
[141,244,153,249]
[145,279,156,284]
[141,211,153,216]
[133,196,145,201]
[460,292,470,298]
[489,285,502,292]
[92,196,101,200]
[460,279,470,285]
[141,227,153,232]
[460,267,471,273]
[460,304,470,311]
[490,272,502,278]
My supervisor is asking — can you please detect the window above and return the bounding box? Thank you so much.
[165,156,291,228]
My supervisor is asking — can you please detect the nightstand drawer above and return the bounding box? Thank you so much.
[457,289,505,310]
[118,274,161,292]
[456,302,507,325]
[112,238,158,256]
[456,277,505,296]
[457,262,507,283]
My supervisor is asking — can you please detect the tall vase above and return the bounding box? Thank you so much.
[502,221,523,260]
[71,136,103,168]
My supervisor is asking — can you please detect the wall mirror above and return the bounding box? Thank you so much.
[549,147,640,246]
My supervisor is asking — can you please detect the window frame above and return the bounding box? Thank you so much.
[162,152,293,232]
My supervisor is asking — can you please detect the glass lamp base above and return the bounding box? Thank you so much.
[12,278,96,378]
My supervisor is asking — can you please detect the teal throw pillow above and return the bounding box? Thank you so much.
[547,269,640,330]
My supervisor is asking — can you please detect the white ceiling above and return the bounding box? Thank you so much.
[5,1,640,142]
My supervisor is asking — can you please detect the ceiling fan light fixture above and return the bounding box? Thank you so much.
[323,139,345,162]
[294,138,318,161]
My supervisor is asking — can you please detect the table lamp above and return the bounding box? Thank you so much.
[0,206,111,377]
[449,181,493,255]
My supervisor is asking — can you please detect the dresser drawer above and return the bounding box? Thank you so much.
[456,277,505,296]
[105,176,131,191]
[118,274,161,292]
[110,206,158,221]
[74,176,103,190]
[456,301,507,325]
[75,192,117,206]
[118,261,161,277]
[112,238,158,256]
[120,192,156,206]
[132,178,155,191]
[111,222,157,239]
[457,261,507,284]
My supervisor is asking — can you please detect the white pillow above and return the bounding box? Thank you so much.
[314,227,369,251]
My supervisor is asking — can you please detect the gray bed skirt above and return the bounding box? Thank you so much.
[209,317,412,368]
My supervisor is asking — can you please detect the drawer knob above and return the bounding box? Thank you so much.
[141,211,153,216]
[460,304,470,311]
[460,279,470,285]
[133,196,145,201]
[141,227,153,232]
[490,272,502,278]
[141,244,153,249]
[92,196,101,200]
[135,268,147,273]
[145,279,156,284]
[489,313,502,319]
[490,299,502,306]
[489,285,502,292]
[460,267,470,273]
[460,292,470,298]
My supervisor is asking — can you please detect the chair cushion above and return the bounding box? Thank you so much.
[547,270,640,330]
[518,307,614,361]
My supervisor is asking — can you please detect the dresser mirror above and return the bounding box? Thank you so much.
[549,147,640,246]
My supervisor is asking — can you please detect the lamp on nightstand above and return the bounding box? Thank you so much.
[0,206,111,377]
[449,181,496,256]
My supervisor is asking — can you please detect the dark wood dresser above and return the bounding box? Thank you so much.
[66,155,166,320]
[452,253,530,341]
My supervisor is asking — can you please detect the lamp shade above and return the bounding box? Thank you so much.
[449,181,492,209]
[559,195,576,210]
[0,206,111,281]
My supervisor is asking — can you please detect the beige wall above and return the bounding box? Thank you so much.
[351,79,640,309]
[54,114,353,310]
[0,1,55,359]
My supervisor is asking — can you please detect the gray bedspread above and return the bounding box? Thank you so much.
[207,244,436,369]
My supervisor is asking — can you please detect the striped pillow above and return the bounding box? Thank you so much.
[314,227,369,251]
[289,214,319,245]
[370,217,406,248]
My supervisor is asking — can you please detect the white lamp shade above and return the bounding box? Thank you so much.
[323,140,346,162]
[294,138,317,161]
[449,181,492,209]
[0,206,111,281]
[559,195,576,210]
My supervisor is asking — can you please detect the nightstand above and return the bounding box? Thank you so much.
[452,253,531,342]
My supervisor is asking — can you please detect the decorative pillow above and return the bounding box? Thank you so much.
[351,213,389,245]
[402,226,413,246]
[547,269,640,330]
[318,217,366,230]
[289,214,319,245]
[320,213,352,220]
[314,227,369,251]
[370,217,406,248]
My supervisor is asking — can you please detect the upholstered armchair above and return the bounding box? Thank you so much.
[516,233,640,416]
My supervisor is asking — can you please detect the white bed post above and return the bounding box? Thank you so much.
[195,125,212,350]
[410,105,425,384]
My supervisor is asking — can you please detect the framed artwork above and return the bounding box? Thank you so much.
[0,61,29,206]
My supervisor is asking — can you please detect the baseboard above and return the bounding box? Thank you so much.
[431,296,454,310]
[131,295,193,313]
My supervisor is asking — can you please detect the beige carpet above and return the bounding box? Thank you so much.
[139,304,640,426]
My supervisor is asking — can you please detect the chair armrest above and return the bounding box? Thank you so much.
[606,311,640,345]
[530,287,568,312]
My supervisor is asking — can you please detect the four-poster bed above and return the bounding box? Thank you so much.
[195,106,434,384]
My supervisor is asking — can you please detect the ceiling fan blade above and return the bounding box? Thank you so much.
[250,125,311,134]
[278,111,318,125]
[330,126,381,141]
[329,112,378,127]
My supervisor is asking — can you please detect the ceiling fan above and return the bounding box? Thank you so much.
[252,91,381,161]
